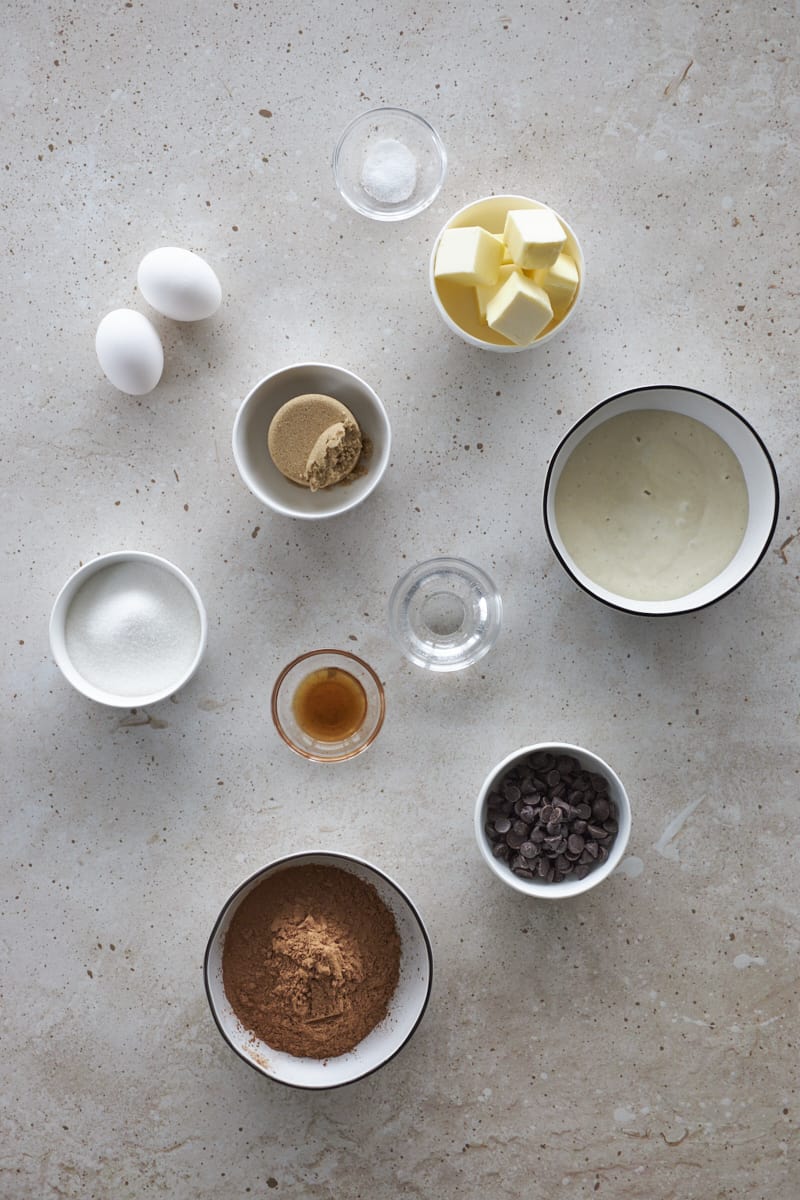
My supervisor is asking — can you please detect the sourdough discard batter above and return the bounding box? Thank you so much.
[554,410,749,601]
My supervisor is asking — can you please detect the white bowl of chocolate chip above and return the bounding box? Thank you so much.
[475,744,631,898]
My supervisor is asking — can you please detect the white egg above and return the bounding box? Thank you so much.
[95,309,164,396]
[137,246,222,321]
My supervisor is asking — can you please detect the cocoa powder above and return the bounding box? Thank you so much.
[222,864,401,1059]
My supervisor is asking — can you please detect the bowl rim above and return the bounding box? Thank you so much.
[332,106,447,221]
[270,647,386,761]
[231,361,392,520]
[428,193,585,352]
[48,550,208,707]
[474,742,632,899]
[203,850,434,1090]
[542,384,780,616]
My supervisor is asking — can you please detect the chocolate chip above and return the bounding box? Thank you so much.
[592,797,610,822]
[485,755,618,886]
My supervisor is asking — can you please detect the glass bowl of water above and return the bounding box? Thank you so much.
[333,108,447,221]
[388,557,502,672]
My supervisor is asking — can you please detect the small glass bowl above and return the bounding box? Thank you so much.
[333,108,447,221]
[389,557,502,672]
[271,649,386,762]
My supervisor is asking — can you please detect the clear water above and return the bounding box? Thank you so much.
[390,559,501,671]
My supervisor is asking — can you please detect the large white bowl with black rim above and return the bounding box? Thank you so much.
[204,851,433,1089]
[543,385,779,616]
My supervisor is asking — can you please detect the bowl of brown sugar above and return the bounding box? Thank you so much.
[204,852,433,1088]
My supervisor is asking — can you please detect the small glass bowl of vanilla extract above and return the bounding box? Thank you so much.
[271,649,386,762]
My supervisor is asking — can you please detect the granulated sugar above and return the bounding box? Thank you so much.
[360,138,417,204]
[64,560,201,697]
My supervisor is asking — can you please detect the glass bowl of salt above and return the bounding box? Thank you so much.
[333,107,446,221]
[49,551,207,707]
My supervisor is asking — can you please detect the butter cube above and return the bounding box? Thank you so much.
[486,273,554,345]
[503,208,566,270]
[475,264,518,321]
[533,252,579,313]
[434,226,503,287]
[490,233,514,264]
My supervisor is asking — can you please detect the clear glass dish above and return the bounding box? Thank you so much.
[388,557,502,672]
[271,649,385,762]
[333,107,447,221]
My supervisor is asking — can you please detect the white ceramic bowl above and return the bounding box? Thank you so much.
[204,852,433,1089]
[333,107,447,221]
[232,363,392,519]
[429,194,584,351]
[543,385,780,616]
[475,743,632,899]
[49,551,207,707]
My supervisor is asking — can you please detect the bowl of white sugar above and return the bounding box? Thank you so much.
[49,551,207,706]
[543,386,779,616]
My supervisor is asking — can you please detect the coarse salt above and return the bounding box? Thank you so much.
[360,138,417,205]
[64,561,201,697]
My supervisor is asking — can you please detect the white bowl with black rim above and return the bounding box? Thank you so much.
[475,743,632,899]
[543,385,779,616]
[204,851,433,1089]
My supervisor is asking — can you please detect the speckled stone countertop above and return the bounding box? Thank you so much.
[2,2,798,1197]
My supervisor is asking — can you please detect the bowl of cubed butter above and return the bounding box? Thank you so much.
[429,194,584,351]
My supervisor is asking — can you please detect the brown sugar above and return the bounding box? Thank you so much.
[267,394,362,490]
[221,864,401,1059]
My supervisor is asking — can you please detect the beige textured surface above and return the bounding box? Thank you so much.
[1,2,798,1198]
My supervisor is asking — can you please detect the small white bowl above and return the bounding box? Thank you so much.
[232,363,392,519]
[333,107,447,221]
[475,743,632,899]
[429,194,584,351]
[49,551,207,707]
[204,851,433,1089]
[543,385,780,616]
